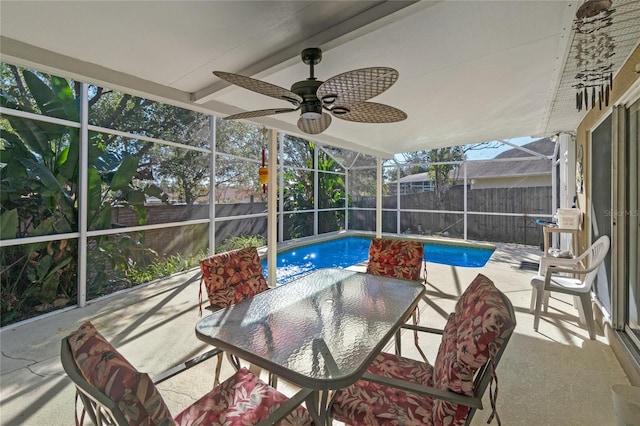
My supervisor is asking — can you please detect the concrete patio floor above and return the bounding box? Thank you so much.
[0,242,631,425]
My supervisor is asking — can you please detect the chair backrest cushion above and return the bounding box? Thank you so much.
[200,247,269,310]
[432,274,515,425]
[366,238,424,281]
[67,322,174,425]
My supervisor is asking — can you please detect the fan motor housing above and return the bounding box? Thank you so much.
[292,79,323,118]
[291,79,322,99]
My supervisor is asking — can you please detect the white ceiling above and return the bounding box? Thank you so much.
[1,1,639,158]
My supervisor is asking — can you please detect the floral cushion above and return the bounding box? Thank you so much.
[331,274,515,426]
[199,247,269,311]
[366,238,424,281]
[431,274,515,425]
[67,322,174,425]
[174,367,313,426]
[331,351,435,425]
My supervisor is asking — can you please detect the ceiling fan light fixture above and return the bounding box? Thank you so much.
[302,111,322,120]
[301,102,322,120]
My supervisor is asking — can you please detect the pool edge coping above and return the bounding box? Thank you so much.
[257,230,496,259]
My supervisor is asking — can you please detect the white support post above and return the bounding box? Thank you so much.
[268,129,278,288]
[278,135,284,242]
[463,161,468,240]
[559,132,576,251]
[376,157,382,237]
[345,169,349,230]
[78,83,89,308]
[314,145,319,236]
[396,166,401,234]
[209,116,216,254]
[551,140,559,249]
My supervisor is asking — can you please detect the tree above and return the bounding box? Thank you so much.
[280,136,346,237]
[400,142,501,201]
[214,119,265,202]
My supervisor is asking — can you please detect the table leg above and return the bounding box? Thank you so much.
[305,390,332,425]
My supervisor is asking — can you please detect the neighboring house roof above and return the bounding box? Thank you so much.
[394,173,433,183]
[459,138,554,180]
[391,138,555,184]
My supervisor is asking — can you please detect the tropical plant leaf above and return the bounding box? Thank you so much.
[18,157,64,194]
[0,209,19,239]
[50,76,78,120]
[110,155,138,191]
[126,190,146,205]
[87,167,103,214]
[0,89,19,110]
[5,115,53,160]
[22,70,56,116]
[40,272,60,302]
[55,133,80,182]
[23,70,72,120]
[144,184,166,201]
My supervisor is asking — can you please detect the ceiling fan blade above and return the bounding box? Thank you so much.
[224,108,297,120]
[297,113,332,134]
[317,67,399,106]
[332,102,407,123]
[213,71,302,106]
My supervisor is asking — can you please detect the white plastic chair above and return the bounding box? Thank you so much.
[530,235,610,340]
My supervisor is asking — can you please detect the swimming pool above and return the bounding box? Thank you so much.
[263,236,495,283]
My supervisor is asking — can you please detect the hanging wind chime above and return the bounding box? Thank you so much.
[259,127,268,194]
[572,0,616,112]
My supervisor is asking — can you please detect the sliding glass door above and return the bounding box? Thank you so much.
[626,98,640,348]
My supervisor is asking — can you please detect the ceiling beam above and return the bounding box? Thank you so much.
[190,0,423,104]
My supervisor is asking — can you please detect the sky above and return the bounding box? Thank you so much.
[463,136,538,160]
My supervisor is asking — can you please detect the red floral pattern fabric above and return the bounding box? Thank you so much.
[199,247,269,311]
[67,322,174,425]
[331,274,515,426]
[67,322,313,426]
[174,367,312,426]
[366,238,424,281]
[332,351,435,425]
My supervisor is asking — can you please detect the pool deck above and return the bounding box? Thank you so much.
[0,241,631,425]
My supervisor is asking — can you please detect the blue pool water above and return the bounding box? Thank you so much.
[263,236,494,283]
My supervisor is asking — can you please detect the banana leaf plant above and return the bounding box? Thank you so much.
[0,67,165,325]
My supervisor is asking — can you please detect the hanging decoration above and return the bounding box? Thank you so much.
[259,127,268,194]
[572,0,616,112]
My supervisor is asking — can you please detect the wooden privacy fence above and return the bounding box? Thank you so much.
[351,186,552,247]
[112,203,267,259]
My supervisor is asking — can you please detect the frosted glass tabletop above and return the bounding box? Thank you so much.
[195,268,425,390]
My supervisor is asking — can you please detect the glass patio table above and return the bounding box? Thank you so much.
[195,267,425,424]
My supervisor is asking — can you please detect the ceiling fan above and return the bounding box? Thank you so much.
[213,47,407,135]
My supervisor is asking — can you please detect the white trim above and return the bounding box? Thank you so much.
[0,232,79,248]
[0,106,80,128]
[89,124,210,153]
[615,77,640,106]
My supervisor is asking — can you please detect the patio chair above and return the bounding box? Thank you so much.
[366,237,426,358]
[331,273,516,426]
[60,321,313,426]
[366,237,424,281]
[198,246,270,385]
[531,235,610,340]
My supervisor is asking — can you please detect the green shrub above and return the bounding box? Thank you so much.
[216,235,266,253]
[128,250,207,284]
